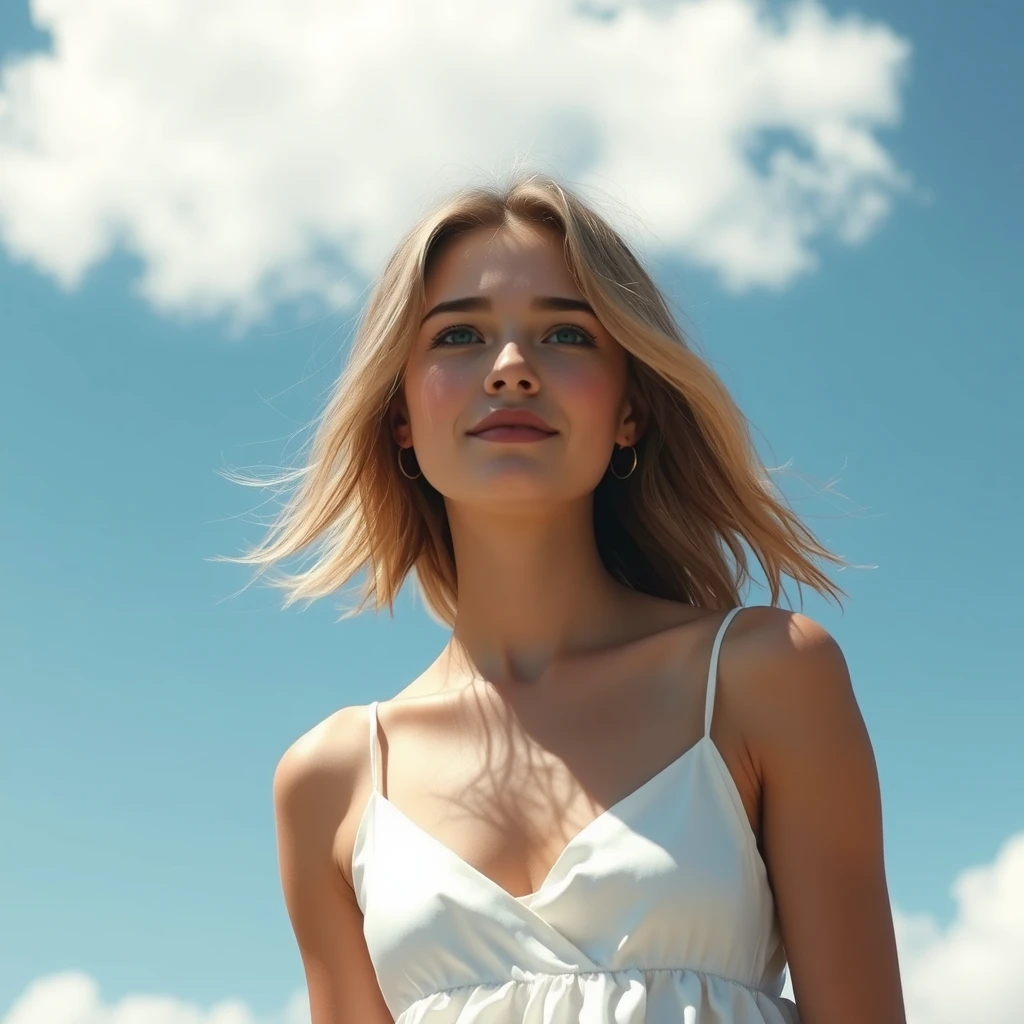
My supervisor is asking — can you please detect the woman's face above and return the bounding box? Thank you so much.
[391,219,645,508]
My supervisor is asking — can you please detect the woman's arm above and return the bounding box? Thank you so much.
[742,610,907,1024]
[273,714,394,1024]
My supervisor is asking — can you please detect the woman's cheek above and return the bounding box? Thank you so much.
[410,360,475,443]
[552,361,624,437]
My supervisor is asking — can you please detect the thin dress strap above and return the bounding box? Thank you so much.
[704,607,744,738]
[368,700,381,795]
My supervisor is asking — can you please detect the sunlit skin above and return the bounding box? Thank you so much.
[388,218,687,687]
[398,222,635,506]
[380,223,907,1023]
[276,221,908,1024]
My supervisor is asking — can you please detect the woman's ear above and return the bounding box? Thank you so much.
[389,393,412,447]
[616,390,650,448]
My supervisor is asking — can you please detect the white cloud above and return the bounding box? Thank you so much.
[0,0,912,334]
[0,972,309,1024]
[1,971,264,1024]
[894,832,1024,1024]
[2,833,1023,1023]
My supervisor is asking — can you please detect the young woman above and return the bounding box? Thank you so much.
[231,173,905,1022]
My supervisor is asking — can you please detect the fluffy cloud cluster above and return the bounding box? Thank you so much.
[892,832,1024,1024]
[0,0,911,334]
[4,831,1023,1024]
[0,977,309,1024]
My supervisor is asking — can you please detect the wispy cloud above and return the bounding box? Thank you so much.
[4,832,1022,1023]
[0,0,911,333]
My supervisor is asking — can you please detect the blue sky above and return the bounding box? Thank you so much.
[1,1,1021,1022]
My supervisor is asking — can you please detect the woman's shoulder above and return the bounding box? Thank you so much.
[272,704,376,829]
[724,606,847,679]
[276,702,374,775]
[721,606,858,755]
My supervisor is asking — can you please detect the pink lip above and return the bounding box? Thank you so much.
[471,425,556,443]
[468,408,558,439]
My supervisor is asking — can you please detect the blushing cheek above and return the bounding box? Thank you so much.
[554,361,625,439]
[408,360,474,439]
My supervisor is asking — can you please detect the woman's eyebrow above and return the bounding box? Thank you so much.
[419,295,596,326]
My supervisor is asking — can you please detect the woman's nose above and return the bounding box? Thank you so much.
[484,341,540,394]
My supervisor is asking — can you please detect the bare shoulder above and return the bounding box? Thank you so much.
[722,605,857,755]
[725,603,844,662]
[272,703,393,1023]
[724,607,906,1022]
[274,704,370,794]
[273,703,374,871]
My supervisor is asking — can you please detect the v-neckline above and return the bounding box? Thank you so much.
[362,734,712,904]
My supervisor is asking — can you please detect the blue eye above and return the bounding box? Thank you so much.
[430,325,480,347]
[428,323,597,348]
[546,325,595,346]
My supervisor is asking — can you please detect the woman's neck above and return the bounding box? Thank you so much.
[444,497,634,686]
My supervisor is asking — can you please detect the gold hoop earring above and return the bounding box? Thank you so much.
[609,444,637,480]
[397,446,422,480]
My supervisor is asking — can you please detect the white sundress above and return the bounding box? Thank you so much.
[351,606,800,1022]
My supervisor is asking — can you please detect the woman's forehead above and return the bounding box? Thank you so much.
[424,223,578,304]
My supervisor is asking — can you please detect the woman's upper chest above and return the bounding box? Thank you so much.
[336,621,764,895]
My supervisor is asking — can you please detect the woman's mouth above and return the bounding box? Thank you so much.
[470,425,557,443]
[467,408,559,443]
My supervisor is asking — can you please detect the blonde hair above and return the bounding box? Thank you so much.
[215,170,852,625]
